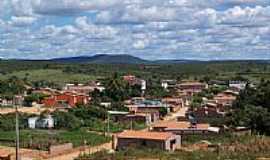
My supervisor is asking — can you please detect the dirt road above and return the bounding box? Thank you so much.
[46,142,112,160]
[163,106,188,121]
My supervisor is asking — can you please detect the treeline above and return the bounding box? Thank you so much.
[0,60,270,83]
[229,80,270,135]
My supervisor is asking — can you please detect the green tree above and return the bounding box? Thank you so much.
[52,111,81,130]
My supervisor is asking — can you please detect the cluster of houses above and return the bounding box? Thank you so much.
[112,79,247,152]
[0,75,248,152]
[113,119,220,151]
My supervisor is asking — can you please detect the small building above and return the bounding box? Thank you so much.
[213,92,237,107]
[162,97,184,112]
[232,127,252,136]
[64,81,105,94]
[161,80,177,90]
[229,81,247,90]
[126,100,169,123]
[114,130,181,151]
[0,98,13,106]
[177,81,208,95]
[120,113,152,125]
[100,102,111,108]
[28,115,54,129]
[193,102,226,119]
[42,91,90,108]
[152,121,219,135]
[123,75,146,91]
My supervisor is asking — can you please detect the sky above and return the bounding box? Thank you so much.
[0,0,270,60]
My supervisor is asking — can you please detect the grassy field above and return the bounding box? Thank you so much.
[0,128,110,150]
[0,69,98,84]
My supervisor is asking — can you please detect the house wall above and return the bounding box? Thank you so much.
[116,136,181,151]
[117,138,165,150]
[152,127,210,135]
[49,143,73,155]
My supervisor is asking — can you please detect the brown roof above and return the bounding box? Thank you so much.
[0,150,11,157]
[117,130,174,141]
[153,121,210,130]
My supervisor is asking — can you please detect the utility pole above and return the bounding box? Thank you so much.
[15,105,20,160]
[107,112,110,136]
[14,95,22,160]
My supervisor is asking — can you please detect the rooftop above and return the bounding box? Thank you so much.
[117,130,174,141]
[153,121,210,130]
[0,149,11,157]
[178,82,206,86]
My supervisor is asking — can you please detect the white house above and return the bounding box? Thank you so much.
[28,115,54,129]
[229,81,247,90]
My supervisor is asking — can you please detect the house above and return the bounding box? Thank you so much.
[123,75,146,91]
[177,81,208,96]
[232,127,252,136]
[64,81,105,94]
[0,98,13,106]
[208,80,228,86]
[161,80,177,90]
[229,81,247,90]
[100,102,111,108]
[64,83,94,94]
[152,121,220,135]
[213,92,237,107]
[42,91,90,108]
[28,115,54,129]
[113,130,181,151]
[192,103,225,121]
[162,97,184,112]
[119,113,152,125]
[126,100,169,123]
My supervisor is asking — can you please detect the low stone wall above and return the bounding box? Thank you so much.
[49,143,73,155]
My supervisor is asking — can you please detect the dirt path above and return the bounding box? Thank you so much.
[0,142,112,160]
[163,106,188,121]
[46,142,112,160]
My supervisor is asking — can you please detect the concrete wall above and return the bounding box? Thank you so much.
[117,138,165,151]
[49,143,73,155]
[116,135,181,151]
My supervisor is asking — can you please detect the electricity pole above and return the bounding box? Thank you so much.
[15,105,19,160]
[14,95,22,160]
[107,112,110,136]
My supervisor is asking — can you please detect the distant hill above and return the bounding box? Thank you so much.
[51,54,149,64]
[5,54,270,64]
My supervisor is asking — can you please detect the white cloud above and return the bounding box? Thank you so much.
[133,39,150,49]
[31,0,122,15]
[75,16,118,38]
[9,16,36,26]
[220,6,270,25]
[11,0,34,16]
[1,0,270,60]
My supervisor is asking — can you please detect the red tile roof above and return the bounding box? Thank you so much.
[117,130,174,141]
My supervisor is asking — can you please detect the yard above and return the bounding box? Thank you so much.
[0,128,110,151]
